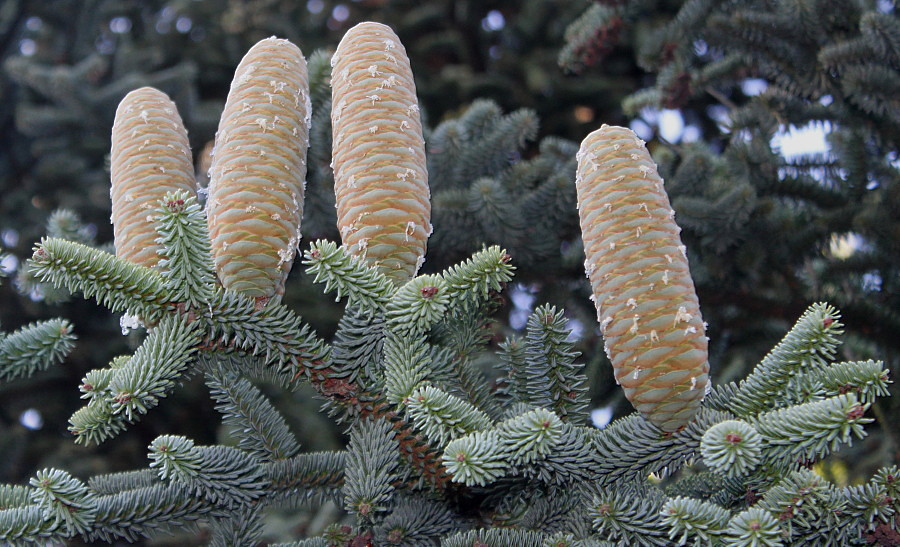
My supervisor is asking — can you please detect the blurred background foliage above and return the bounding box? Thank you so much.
[0,1,896,537]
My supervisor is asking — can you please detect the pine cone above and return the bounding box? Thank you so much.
[331,21,431,285]
[110,87,195,268]
[207,37,310,301]
[576,124,709,432]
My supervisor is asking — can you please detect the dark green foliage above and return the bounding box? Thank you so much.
[0,317,75,383]
[205,365,301,461]
[342,418,400,523]
[518,304,587,423]
[149,435,267,509]
[89,483,214,543]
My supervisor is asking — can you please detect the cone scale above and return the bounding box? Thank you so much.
[110,87,196,268]
[207,37,310,301]
[576,125,709,432]
[331,22,431,285]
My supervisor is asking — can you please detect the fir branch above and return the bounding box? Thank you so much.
[843,481,896,530]
[68,399,130,446]
[79,367,116,402]
[442,430,508,486]
[518,423,598,486]
[271,538,330,547]
[520,305,587,423]
[306,46,332,106]
[592,408,735,485]
[0,318,75,384]
[383,331,432,407]
[753,393,872,469]
[154,191,216,309]
[88,469,159,495]
[198,351,294,391]
[663,472,746,508]
[700,419,763,477]
[659,496,730,545]
[28,237,174,320]
[406,385,493,447]
[729,303,843,416]
[342,418,400,523]
[440,527,546,547]
[375,494,458,546]
[466,177,527,252]
[46,208,96,245]
[0,503,66,545]
[0,485,32,510]
[497,408,563,466]
[457,99,503,144]
[90,483,215,543]
[426,119,466,191]
[205,366,301,461]
[587,484,669,546]
[262,451,345,507]
[201,289,330,381]
[440,245,514,305]
[330,307,385,387]
[302,239,394,316]
[429,296,503,419]
[873,466,900,505]
[756,468,846,543]
[29,468,97,536]
[104,314,201,423]
[385,274,450,335]
[149,435,266,509]
[455,105,539,184]
[558,3,622,74]
[497,336,528,405]
[781,359,891,407]
[208,504,263,547]
[723,507,782,547]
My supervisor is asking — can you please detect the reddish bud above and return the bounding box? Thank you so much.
[823,317,834,328]
[387,529,404,544]
[420,285,439,299]
[725,433,743,444]
[847,405,866,421]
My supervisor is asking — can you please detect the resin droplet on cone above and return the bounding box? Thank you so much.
[575,125,709,432]
[207,37,310,301]
[110,87,196,268]
[331,21,431,285]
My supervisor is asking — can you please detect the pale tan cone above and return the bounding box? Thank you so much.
[110,87,196,268]
[331,21,431,285]
[206,37,310,301]
[576,125,710,432]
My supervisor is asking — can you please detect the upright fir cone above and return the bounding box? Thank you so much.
[575,125,709,432]
[207,37,310,302]
[110,87,196,268]
[331,21,431,285]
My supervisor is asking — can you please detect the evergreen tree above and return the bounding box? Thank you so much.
[0,1,897,543]
[1,21,898,544]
